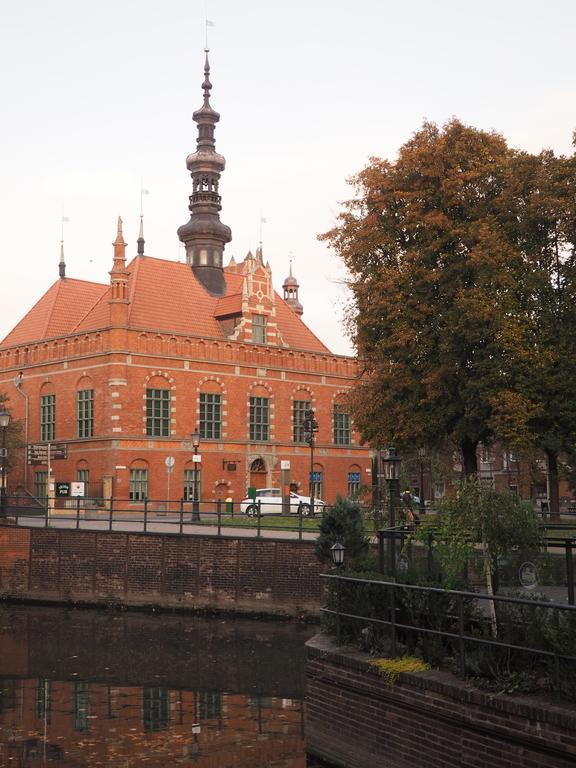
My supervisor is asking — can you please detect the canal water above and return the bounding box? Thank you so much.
[0,604,330,767]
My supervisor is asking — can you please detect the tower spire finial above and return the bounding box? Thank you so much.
[114,216,126,246]
[177,50,232,296]
[202,50,212,106]
[59,214,69,279]
[59,240,66,279]
[283,255,303,316]
[138,184,149,256]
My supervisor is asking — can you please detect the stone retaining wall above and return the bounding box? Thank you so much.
[306,634,576,768]
[0,526,322,616]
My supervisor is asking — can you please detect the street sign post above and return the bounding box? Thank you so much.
[27,443,67,464]
[165,456,175,512]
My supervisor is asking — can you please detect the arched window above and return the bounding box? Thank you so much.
[348,465,362,500]
[129,461,149,501]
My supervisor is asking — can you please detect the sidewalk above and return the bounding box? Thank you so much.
[8,511,319,541]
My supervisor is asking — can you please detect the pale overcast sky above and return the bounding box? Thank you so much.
[1,0,575,355]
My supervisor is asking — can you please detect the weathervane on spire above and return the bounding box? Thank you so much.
[259,215,267,250]
[204,1,214,52]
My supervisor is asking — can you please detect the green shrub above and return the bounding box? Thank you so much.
[315,496,369,569]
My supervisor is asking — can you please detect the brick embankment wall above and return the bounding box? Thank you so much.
[0,527,323,617]
[306,634,576,768]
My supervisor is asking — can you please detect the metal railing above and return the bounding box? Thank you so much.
[321,573,576,680]
[376,523,576,605]
[0,494,364,540]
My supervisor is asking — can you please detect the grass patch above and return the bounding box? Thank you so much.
[198,514,321,531]
[369,656,431,686]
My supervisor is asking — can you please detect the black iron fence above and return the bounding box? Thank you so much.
[377,524,576,605]
[0,494,366,540]
[321,573,576,697]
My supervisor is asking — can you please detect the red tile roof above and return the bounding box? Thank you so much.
[1,279,109,347]
[1,256,331,354]
[214,293,243,317]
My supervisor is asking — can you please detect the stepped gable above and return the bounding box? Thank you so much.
[1,279,109,347]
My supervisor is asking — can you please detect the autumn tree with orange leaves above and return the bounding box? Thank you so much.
[321,119,576,497]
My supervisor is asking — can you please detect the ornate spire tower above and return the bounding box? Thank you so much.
[282,261,303,316]
[177,50,231,295]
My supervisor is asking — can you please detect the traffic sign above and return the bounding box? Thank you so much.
[165,456,175,468]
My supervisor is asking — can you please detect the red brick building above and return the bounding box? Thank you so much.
[0,53,370,507]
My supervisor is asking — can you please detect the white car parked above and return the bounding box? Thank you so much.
[240,488,325,517]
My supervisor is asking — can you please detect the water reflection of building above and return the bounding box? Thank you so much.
[0,678,305,766]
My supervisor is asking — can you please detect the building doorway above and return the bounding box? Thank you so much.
[249,458,267,489]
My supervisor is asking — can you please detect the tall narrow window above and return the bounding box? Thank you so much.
[40,394,55,442]
[199,691,222,720]
[76,468,89,496]
[76,468,89,485]
[333,404,351,445]
[199,393,222,439]
[311,470,323,501]
[74,682,91,732]
[293,400,311,442]
[183,468,201,503]
[146,388,170,437]
[34,471,48,501]
[348,471,361,499]
[129,468,148,500]
[36,679,51,724]
[77,389,94,438]
[143,687,169,732]
[252,314,267,344]
[250,397,269,441]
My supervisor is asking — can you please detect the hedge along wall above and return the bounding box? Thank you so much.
[0,527,323,616]
[306,634,576,768]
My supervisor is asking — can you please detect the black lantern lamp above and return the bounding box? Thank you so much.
[382,446,401,575]
[0,410,10,518]
[382,446,401,482]
[191,429,201,520]
[330,541,345,568]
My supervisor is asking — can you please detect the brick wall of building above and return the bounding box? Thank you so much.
[0,329,371,504]
[306,634,576,768]
[0,526,323,616]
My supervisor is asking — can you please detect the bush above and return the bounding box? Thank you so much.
[315,496,370,569]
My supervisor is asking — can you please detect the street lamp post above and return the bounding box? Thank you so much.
[303,409,319,517]
[0,410,11,519]
[382,447,401,575]
[418,447,426,516]
[192,429,200,521]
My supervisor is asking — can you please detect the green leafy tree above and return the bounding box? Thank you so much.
[320,119,528,475]
[315,496,369,569]
[490,149,576,515]
[422,481,541,635]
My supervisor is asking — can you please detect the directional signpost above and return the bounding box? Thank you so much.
[165,456,175,513]
[27,443,67,464]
